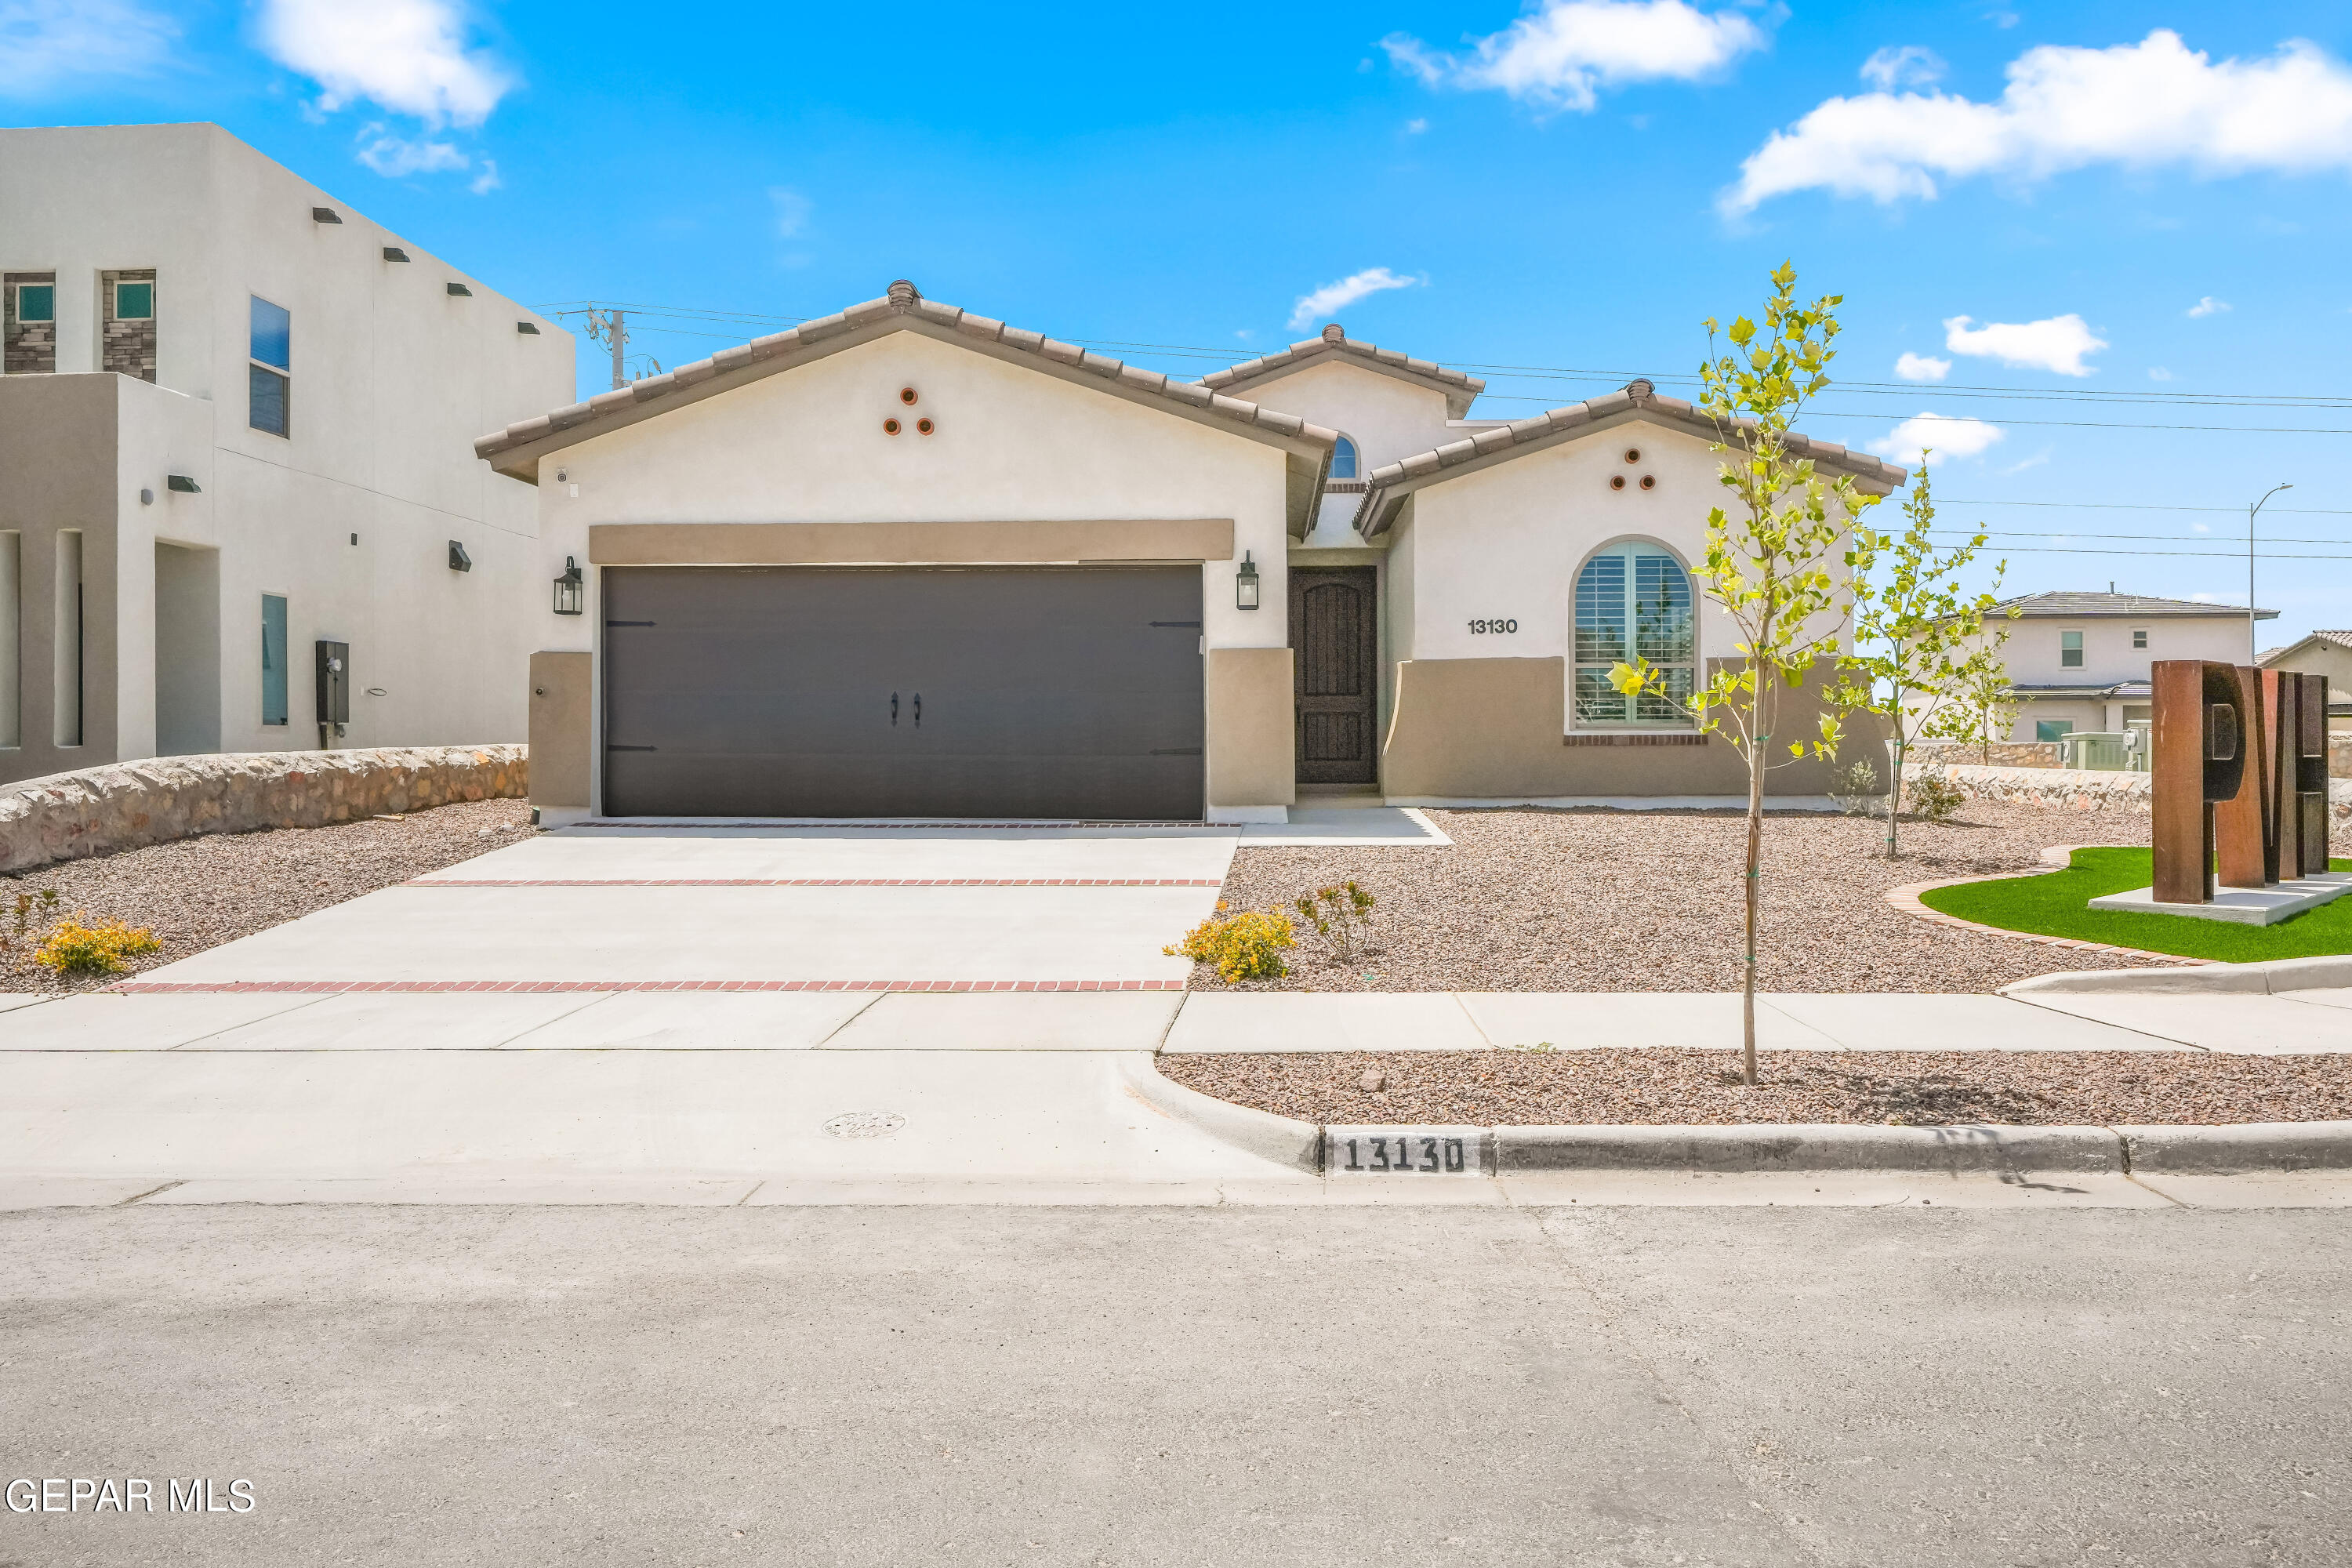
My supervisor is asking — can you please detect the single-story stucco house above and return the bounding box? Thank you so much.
[476,281,1903,822]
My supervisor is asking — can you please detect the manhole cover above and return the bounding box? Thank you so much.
[823,1111,906,1140]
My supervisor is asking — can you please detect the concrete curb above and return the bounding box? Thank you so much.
[1133,1065,2352,1178]
[1493,1123,2122,1174]
[2120,1121,2352,1175]
[1117,1055,1322,1175]
[2004,954,2352,997]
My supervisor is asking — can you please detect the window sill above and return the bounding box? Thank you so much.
[1564,731,1708,747]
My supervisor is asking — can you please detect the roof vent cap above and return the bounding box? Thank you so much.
[1321,323,1345,343]
[887,278,920,309]
[1624,377,1655,401]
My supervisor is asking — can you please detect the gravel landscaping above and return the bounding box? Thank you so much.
[0,799,534,995]
[1193,802,2352,994]
[1160,1048,2352,1127]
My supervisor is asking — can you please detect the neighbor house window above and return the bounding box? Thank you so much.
[1573,542,1693,725]
[2036,720,2073,742]
[249,296,290,437]
[1330,436,1358,481]
[2060,630,2084,668]
[13,282,53,324]
[2132,627,2148,650]
[261,594,289,725]
[113,279,154,320]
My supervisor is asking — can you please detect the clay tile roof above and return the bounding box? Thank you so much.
[1196,321,1487,418]
[1351,379,1907,537]
[473,280,1338,474]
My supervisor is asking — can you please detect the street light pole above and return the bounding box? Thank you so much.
[2249,482,2292,663]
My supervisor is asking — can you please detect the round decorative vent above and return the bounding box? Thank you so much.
[916,417,935,435]
[883,418,902,435]
[1610,474,1626,491]
[1623,448,1641,463]
[899,387,919,405]
[1639,474,1656,490]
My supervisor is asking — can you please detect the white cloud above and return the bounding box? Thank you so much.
[0,0,176,93]
[468,158,499,195]
[768,187,811,239]
[1726,30,2352,212]
[257,0,513,128]
[1867,412,2005,465]
[1384,0,1766,113]
[2147,366,2174,380]
[2187,295,2230,317]
[1288,267,1422,332]
[1405,117,1429,133]
[1895,351,1951,382]
[354,125,468,176]
[1944,313,2107,376]
[1860,45,1944,92]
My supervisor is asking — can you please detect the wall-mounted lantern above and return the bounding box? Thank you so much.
[553,556,585,615]
[448,540,473,572]
[1236,550,1261,611]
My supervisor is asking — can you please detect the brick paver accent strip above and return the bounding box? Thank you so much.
[108,979,1185,995]
[405,877,1224,887]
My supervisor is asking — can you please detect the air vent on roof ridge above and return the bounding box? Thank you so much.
[886,278,921,309]
[1321,323,1345,343]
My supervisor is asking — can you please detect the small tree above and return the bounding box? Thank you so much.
[1827,456,2008,857]
[1926,622,2021,764]
[1610,263,1882,1087]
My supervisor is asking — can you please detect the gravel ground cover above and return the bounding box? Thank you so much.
[1195,802,2323,994]
[0,799,533,996]
[1160,1047,2352,1126]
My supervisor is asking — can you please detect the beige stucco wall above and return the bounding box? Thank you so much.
[0,374,123,780]
[527,650,592,808]
[1382,655,1878,800]
[1205,647,1296,808]
[1219,357,1465,473]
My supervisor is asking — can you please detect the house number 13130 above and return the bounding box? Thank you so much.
[1468,619,1518,634]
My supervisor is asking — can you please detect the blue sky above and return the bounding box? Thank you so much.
[9,0,2352,644]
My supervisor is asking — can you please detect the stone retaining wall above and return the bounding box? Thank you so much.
[0,746,528,875]
[1906,761,2352,822]
[1906,740,2063,770]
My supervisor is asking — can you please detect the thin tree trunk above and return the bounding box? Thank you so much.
[1742,739,1765,1087]
[1886,728,1904,858]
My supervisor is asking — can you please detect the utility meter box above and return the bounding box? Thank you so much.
[314,640,350,726]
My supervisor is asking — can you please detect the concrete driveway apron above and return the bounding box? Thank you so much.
[3,823,1306,1199]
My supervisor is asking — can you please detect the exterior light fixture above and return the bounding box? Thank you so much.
[517,321,541,335]
[311,206,342,224]
[553,556,585,615]
[1236,551,1261,610]
[383,246,412,263]
[448,540,473,572]
[447,282,473,297]
[166,474,201,493]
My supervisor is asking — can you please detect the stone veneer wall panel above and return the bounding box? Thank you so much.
[0,746,526,874]
[1907,761,2352,822]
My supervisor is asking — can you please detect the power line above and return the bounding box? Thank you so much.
[1922,537,2352,560]
[1926,528,2352,545]
[1940,499,2352,515]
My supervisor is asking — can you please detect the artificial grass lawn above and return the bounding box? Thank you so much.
[1921,847,2352,963]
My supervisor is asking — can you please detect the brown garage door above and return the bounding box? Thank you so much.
[601,566,1205,819]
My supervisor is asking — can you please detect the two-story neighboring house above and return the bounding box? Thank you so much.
[0,122,572,786]
[1987,590,2278,742]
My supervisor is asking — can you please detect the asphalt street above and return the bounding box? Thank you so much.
[4,1203,2347,1566]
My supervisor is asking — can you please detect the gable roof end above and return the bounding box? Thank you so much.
[474,281,1339,511]
[1997,590,2279,620]
[1352,379,1908,538]
[1199,322,1487,419]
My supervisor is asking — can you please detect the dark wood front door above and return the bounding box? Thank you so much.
[1290,566,1379,786]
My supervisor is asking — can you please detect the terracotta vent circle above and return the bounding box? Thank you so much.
[1610,474,1626,491]
[883,418,901,435]
[1623,448,1641,463]
[899,387,918,405]
[1640,474,1656,490]
[916,417,935,435]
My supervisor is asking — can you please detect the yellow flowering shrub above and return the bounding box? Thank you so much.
[1164,906,1295,982]
[34,917,163,975]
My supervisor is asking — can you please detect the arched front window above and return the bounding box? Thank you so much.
[1329,435,1358,481]
[1573,542,1694,725]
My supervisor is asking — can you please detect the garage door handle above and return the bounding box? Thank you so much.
[890,691,898,726]
[913,692,921,728]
